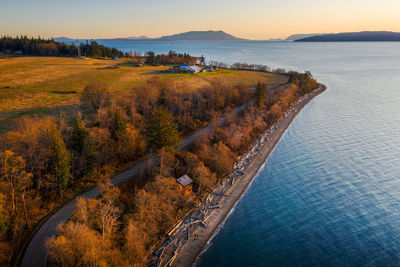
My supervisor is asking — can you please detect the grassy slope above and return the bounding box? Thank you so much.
[0,56,288,129]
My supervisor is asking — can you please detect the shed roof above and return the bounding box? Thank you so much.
[177,174,193,187]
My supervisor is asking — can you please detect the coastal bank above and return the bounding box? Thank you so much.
[155,84,327,267]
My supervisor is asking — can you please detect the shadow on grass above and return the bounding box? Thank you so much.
[96,66,120,70]
[49,90,77,94]
[115,62,142,67]
[140,70,176,75]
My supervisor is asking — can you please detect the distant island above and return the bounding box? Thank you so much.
[295,31,400,42]
[285,33,325,41]
[55,31,400,43]
[157,30,245,41]
[56,30,246,42]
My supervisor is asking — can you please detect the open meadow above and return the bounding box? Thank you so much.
[0,56,287,131]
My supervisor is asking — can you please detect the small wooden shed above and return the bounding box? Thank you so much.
[176,174,193,196]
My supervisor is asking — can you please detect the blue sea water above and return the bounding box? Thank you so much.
[107,40,400,266]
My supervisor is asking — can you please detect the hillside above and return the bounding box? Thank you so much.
[158,30,245,41]
[295,31,400,42]
[285,33,324,41]
[54,37,76,43]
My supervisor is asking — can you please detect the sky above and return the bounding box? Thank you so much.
[1,0,400,39]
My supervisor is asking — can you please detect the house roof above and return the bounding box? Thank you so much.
[177,174,193,187]
[188,66,202,72]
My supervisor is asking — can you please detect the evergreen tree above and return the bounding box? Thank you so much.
[145,51,156,65]
[146,107,181,150]
[49,127,72,196]
[70,117,96,177]
[256,81,267,109]
[111,110,127,142]
[71,117,89,154]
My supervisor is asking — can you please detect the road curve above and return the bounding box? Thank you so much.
[21,98,262,267]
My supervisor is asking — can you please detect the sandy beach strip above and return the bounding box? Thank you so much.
[156,84,326,267]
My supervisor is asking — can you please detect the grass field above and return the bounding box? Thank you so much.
[0,56,288,130]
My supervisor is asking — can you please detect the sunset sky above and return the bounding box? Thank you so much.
[1,0,400,39]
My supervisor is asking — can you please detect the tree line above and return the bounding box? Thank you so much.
[0,36,123,58]
[144,50,198,65]
[210,61,289,74]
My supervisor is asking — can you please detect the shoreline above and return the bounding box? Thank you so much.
[156,84,326,267]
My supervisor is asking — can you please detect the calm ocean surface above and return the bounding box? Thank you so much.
[107,40,400,266]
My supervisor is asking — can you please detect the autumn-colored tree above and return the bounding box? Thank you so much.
[47,222,103,266]
[211,142,236,178]
[110,110,146,161]
[144,176,181,204]
[97,181,120,244]
[0,192,7,265]
[269,103,283,121]
[192,162,216,193]
[146,106,181,150]
[3,116,56,195]
[197,142,236,178]
[134,188,177,242]
[0,193,6,235]
[0,150,32,221]
[0,150,33,263]
[124,220,148,266]
[81,82,110,111]
[157,148,176,176]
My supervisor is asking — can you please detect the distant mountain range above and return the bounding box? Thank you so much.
[54,37,77,43]
[295,31,400,42]
[125,36,149,40]
[56,31,400,43]
[55,31,245,42]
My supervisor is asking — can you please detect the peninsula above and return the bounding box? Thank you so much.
[0,46,298,266]
[0,36,322,267]
[295,31,400,42]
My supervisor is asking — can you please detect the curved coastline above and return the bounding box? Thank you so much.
[168,84,327,267]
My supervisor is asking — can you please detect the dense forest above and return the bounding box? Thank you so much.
[0,61,318,265]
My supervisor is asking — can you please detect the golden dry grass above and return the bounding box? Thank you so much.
[0,56,288,127]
